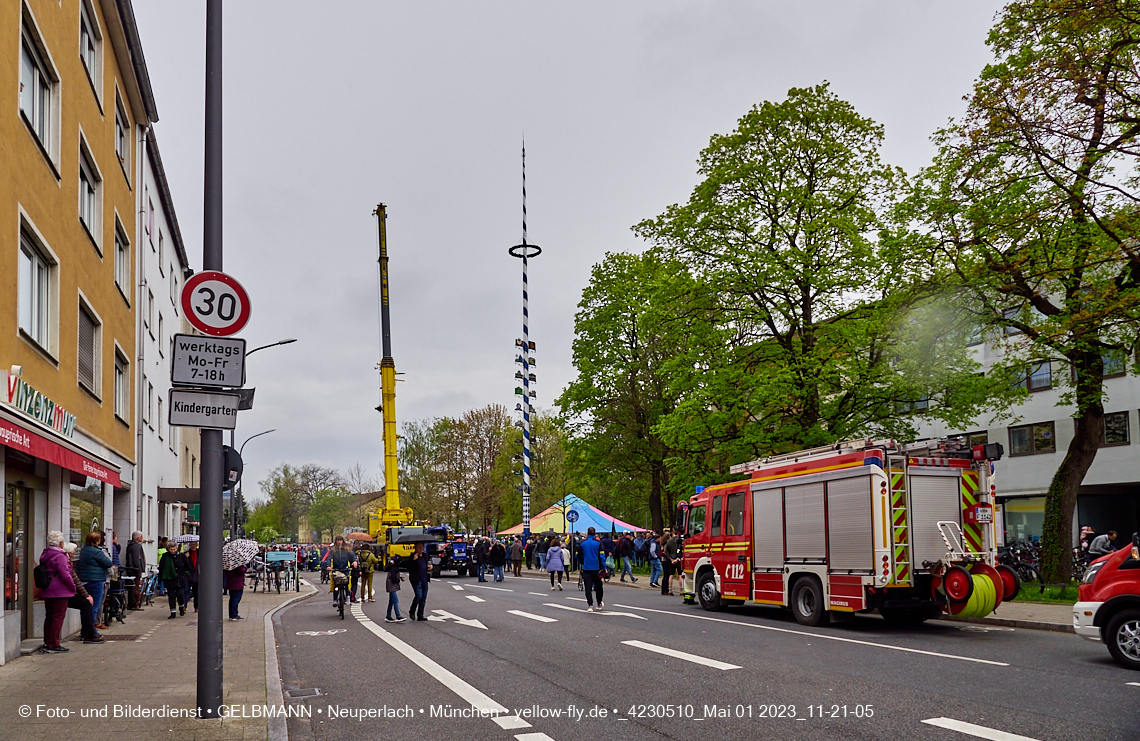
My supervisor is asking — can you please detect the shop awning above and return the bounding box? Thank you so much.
[0,409,121,487]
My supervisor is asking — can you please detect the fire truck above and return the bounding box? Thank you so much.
[676,438,1021,626]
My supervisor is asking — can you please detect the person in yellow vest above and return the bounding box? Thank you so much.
[356,546,379,602]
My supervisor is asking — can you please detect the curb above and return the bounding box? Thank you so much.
[938,615,1074,634]
[266,579,317,741]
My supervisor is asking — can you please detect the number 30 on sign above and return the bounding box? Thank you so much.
[181,271,251,337]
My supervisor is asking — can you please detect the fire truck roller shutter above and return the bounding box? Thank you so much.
[784,482,826,561]
[909,473,963,569]
[826,475,873,572]
[751,486,784,569]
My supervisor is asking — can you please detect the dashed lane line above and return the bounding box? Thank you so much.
[452,585,465,591]
[528,592,547,596]
[467,584,514,592]
[622,640,741,670]
[507,610,558,623]
[348,603,541,734]
[542,603,647,620]
[466,595,486,603]
[921,717,1039,741]
[515,734,557,741]
[612,603,1009,667]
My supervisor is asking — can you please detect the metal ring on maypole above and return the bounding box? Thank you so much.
[509,244,542,258]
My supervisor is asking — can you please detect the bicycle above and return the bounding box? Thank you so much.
[246,556,265,593]
[331,569,350,620]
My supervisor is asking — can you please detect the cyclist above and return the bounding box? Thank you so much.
[328,536,358,607]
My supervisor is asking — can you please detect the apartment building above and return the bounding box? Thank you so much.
[0,0,158,661]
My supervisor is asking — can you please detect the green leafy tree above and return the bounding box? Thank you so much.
[914,0,1140,581]
[307,487,355,542]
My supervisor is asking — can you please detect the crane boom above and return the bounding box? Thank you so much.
[375,204,400,511]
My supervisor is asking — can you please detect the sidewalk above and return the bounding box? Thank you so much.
[0,583,309,741]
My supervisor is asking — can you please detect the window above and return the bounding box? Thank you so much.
[114,352,128,421]
[1103,350,1127,378]
[158,315,164,353]
[711,496,723,537]
[146,381,153,426]
[1102,412,1129,446]
[725,492,744,536]
[157,398,164,440]
[170,271,179,311]
[145,290,154,332]
[19,21,54,150]
[18,231,54,351]
[1003,308,1022,335]
[1009,421,1056,456]
[147,196,154,247]
[114,225,130,293]
[688,505,705,536]
[77,304,100,395]
[79,2,101,91]
[965,431,988,447]
[966,319,983,346]
[79,144,102,243]
[1028,361,1052,391]
[115,100,129,172]
[158,232,165,274]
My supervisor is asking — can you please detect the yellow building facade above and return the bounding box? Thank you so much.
[1,0,158,660]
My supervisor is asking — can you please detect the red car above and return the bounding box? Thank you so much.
[1073,533,1140,670]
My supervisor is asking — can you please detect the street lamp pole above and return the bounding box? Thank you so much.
[232,429,276,538]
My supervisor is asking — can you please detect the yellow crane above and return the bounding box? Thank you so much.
[367,205,415,563]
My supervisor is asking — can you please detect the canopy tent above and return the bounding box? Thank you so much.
[498,494,642,535]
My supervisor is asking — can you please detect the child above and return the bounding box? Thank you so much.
[385,557,406,623]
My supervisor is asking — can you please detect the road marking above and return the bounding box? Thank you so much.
[466,595,486,603]
[427,609,487,629]
[622,640,741,670]
[528,592,547,596]
[452,585,465,591]
[1128,682,1140,687]
[921,717,1039,741]
[543,603,646,620]
[515,733,556,741]
[567,597,587,602]
[613,604,1008,666]
[508,610,558,623]
[468,584,514,592]
[350,604,522,729]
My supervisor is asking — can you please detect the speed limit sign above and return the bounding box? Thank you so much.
[181,271,251,337]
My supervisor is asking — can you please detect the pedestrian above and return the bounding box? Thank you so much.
[562,540,572,582]
[579,528,604,611]
[64,542,103,644]
[510,538,524,577]
[158,541,187,618]
[474,537,489,581]
[224,564,246,620]
[665,530,683,596]
[490,539,507,582]
[647,531,662,587]
[125,531,146,609]
[79,532,112,629]
[183,541,200,612]
[38,530,75,652]
[619,533,638,583]
[349,546,364,603]
[1089,530,1119,558]
[660,532,675,596]
[524,537,536,570]
[546,538,565,590]
[407,542,430,621]
[385,557,406,623]
[634,533,646,568]
[358,546,379,602]
[537,536,550,571]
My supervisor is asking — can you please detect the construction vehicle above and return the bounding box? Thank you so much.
[676,437,1021,626]
[365,205,415,566]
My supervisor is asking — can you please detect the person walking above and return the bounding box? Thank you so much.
[510,538,524,577]
[358,546,379,602]
[407,542,431,621]
[524,537,536,570]
[619,533,638,583]
[579,528,604,611]
[546,538,566,590]
[125,531,146,610]
[647,531,663,587]
[474,537,489,582]
[224,564,246,620]
[64,542,103,644]
[664,530,683,596]
[158,541,187,618]
[183,541,200,612]
[490,539,507,582]
[385,557,407,623]
[537,536,550,571]
[38,531,75,652]
[79,532,112,629]
[660,532,675,596]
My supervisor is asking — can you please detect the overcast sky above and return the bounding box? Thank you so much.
[131,1,1007,501]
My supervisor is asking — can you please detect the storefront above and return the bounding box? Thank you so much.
[0,405,120,663]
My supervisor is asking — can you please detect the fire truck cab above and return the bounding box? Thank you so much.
[678,438,1019,626]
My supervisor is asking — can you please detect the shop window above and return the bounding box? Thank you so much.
[69,478,103,546]
[1002,496,1045,543]
[1102,412,1130,447]
[1009,421,1056,456]
[5,484,29,613]
[725,492,744,536]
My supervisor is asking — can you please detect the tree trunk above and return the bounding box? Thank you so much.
[649,463,664,533]
[1040,359,1103,583]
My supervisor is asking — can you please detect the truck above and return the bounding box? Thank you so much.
[677,437,1021,626]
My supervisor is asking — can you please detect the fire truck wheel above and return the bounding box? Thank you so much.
[791,578,829,627]
[943,565,974,603]
[697,571,724,612]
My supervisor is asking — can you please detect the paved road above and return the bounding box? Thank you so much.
[277,572,1139,741]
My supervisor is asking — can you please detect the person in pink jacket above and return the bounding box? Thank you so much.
[39,530,77,652]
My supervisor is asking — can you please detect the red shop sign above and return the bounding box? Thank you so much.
[0,416,120,487]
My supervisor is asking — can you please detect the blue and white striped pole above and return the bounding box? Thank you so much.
[509,143,541,539]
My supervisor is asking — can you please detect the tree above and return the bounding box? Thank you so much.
[307,487,355,542]
[915,0,1140,581]
[635,84,998,491]
[558,252,682,532]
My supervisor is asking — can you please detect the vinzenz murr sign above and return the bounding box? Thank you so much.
[5,374,77,438]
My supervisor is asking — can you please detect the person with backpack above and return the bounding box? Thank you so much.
[37,531,76,652]
[385,557,407,623]
[647,531,663,587]
[158,541,188,618]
